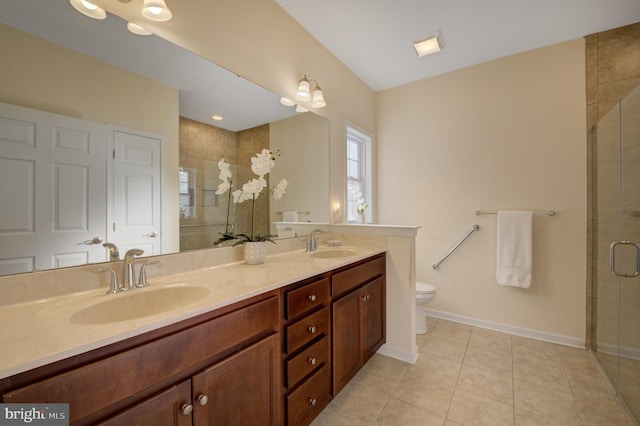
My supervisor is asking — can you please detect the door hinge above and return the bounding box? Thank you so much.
[112,222,116,232]
[112,148,116,159]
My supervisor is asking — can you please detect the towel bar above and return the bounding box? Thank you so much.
[475,210,556,216]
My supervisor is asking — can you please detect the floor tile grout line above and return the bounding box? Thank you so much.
[443,328,471,423]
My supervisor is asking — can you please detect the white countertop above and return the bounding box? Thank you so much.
[0,245,385,379]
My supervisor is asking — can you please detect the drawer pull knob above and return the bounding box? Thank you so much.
[309,398,317,407]
[362,294,371,301]
[308,326,317,334]
[181,404,193,415]
[308,357,317,365]
[308,294,317,302]
[197,394,209,406]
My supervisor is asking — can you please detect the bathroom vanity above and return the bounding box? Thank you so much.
[0,249,386,425]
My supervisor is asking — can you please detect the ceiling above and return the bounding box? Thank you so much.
[0,0,296,132]
[2,0,639,129]
[275,0,640,91]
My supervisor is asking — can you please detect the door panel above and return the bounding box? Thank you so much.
[191,334,279,425]
[0,102,107,274]
[109,127,162,256]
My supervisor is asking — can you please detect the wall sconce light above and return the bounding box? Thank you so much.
[295,75,327,108]
[333,203,341,222]
[69,0,107,20]
[142,0,173,22]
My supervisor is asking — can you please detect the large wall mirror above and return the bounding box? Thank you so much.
[0,0,329,276]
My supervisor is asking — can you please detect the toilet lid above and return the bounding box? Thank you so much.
[416,282,436,294]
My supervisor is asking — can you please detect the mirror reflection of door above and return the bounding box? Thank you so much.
[0,102,107,275]
[0,103,163,274]
[109,127,162,257]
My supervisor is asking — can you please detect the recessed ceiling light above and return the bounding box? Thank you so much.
[212,115,223,121]
[280,97,296,107]
[413,31,445,57]
[127,22,152,35]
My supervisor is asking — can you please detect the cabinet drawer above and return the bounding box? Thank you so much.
[286,364,331,426]
[285,277,329,320]
[286,336,329,388]
[3,295,278,423]
[332,255,385,298]
[285,307,329,354]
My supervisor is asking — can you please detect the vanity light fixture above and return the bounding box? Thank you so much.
[295,76,311,102]
[127,22,152,35]
[412,31,445,57]
[311,85,326,108]
[295,75,327,108]
[295,105,309,113]
[69,0,107,20]
[142,0,173,22]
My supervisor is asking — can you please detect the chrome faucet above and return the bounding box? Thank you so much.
[122,249,144,290]
[102,242,120,261]
[307,229,323,252]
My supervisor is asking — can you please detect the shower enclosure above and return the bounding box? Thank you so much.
[595,83,640,421]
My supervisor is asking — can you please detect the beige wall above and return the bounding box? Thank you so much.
[269,112,330,227]
[0,24,180,252]
[377,39,587,342]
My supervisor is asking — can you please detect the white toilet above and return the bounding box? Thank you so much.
[416,281,437,334]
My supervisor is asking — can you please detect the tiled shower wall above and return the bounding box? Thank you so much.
[178,118,270,251]
[586,22,640,348]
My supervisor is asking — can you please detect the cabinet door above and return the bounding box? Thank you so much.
[98,380,192,426]
[192,334,280,425]
[363,277,385,360]
[332,289,362,395]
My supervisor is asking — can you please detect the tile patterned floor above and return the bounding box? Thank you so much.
[311,317,636,426]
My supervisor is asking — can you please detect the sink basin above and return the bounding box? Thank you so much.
[71,286,210,325]
[310,248,358,259]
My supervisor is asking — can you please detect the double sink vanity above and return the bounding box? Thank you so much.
[0,243,387,425]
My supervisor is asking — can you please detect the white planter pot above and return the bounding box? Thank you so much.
[356,214,365,224]
[244,241,267,265]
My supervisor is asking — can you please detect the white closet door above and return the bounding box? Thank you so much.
[109,127,162,257]
[0,103,107,275]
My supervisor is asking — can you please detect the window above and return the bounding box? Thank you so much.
[346,125,373,222]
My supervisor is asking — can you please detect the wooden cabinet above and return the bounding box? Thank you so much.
[331,255,386,395]
[2,293,280,425]
[192,334,279,425]
[281,276,332,426]
[98,381,192,426]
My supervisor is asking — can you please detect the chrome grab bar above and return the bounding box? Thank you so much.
[610,241,640,278]
[432,225,480,270]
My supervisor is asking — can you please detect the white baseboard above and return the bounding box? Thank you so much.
[425,308,586,349]
[377,343,419,364]
[595,342,640,361]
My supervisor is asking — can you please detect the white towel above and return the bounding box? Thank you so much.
[496,211,533,288]
[282,211,298,222]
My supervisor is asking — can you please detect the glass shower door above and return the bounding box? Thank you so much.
[595,84,640,421]
[616,85,640,420]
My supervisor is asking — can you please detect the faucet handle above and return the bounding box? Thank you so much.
[137,260,159,288]
[93,267,122,294]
